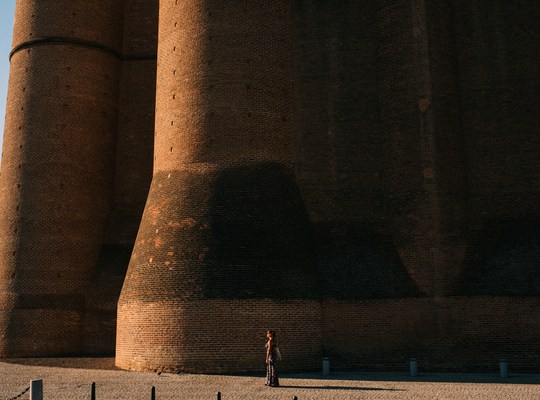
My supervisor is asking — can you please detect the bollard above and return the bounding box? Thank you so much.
[151,385,156,400]
[322,357,330,376]
[499,359,508,378]
[91,382,96,400]
[216,391,221,400]
[409,358,417,377]
[30,379,43,400]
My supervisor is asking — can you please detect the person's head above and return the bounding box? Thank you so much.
[266,330,275,340]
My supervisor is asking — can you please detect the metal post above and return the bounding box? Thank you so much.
[91,382,96,400]
[410,358,418,377]
[30,380,43,400]
[322,357,330,376]
[151,385,156,400]
[499,359,508,378]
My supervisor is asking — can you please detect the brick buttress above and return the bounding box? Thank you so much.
[116,0,321,373]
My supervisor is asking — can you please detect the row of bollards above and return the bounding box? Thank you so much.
[321,357,510,378]
[409,358,510,378]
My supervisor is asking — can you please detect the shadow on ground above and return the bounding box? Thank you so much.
[282,371,540,385]
[1,357,119,371]
[2,358,539,385]
[279,384,405,391]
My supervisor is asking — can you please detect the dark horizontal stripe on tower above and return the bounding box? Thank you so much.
[10,37,156,61]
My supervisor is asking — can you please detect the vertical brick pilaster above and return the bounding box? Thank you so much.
[377,0,467,298]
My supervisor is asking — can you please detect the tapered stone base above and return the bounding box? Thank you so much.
[116,163,320,373]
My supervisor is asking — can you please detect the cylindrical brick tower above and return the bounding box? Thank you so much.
[0,1,123,356]
[116,0,321,373]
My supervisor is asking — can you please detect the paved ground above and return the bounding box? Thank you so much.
[0,358,538,400]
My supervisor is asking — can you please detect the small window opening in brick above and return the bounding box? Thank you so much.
[11,273,16,278]
[172,94,176,99]
[12,251,16,256]
[171,121,174,126]
[170,147,173,152]
[22,87,26,92]
[247,112,252,117]
[174,22,178,27]
[16,206,19,211]
[17,184,20,188]
[19,145,22,149]
[173,46,176,51]
[60,183,64,189]
[173,69,176,75]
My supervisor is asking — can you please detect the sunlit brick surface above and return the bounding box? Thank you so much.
[0,0,539,373]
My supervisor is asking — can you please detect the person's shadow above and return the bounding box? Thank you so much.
[278,385,404,392]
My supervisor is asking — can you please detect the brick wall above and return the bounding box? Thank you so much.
[452,0,540,295]
[322,297,540,372]
[84,0,158,356]
[293,0,384,223]
[0,0,538,373]
[117,299,322,373]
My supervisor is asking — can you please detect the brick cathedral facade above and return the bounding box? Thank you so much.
[1,0,539,373]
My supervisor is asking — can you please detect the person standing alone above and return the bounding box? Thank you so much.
[265,330,280,387]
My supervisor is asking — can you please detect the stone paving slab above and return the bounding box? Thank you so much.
[0,358,538,400]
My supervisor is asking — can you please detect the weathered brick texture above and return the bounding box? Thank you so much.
[84,0,158,356]
[0,0,538,373]
[116,0,321,373]
[117,299,321,373]
[0,0,122,356]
